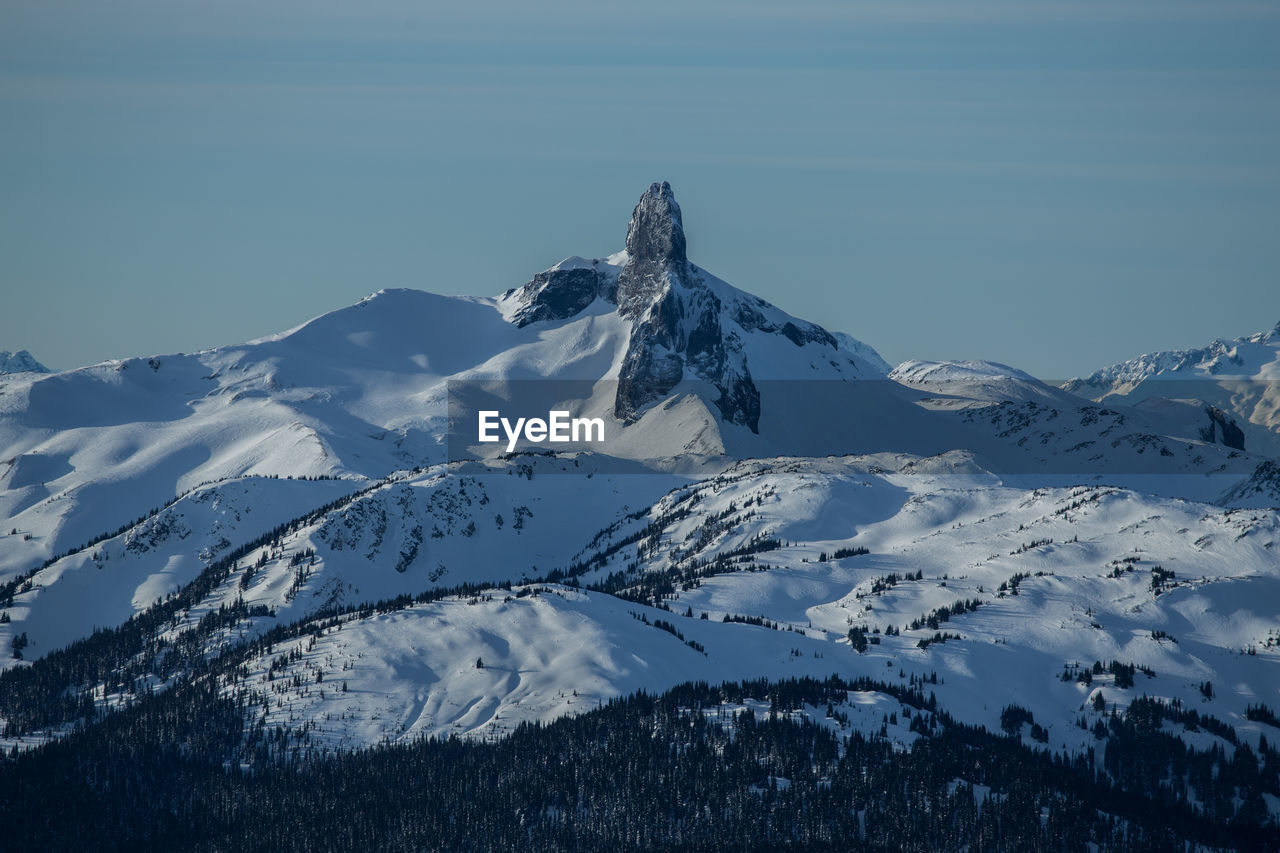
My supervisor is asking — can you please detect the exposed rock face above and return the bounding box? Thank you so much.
[508,263,605,328]
[616,181,688,320]
[1203,406,1246,451]
[731,300,837,349]
[499,181,882,435]
[612,183,761,432]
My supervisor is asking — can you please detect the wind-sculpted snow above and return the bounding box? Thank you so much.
[225,587,857,749]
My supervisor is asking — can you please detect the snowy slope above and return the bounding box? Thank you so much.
[0,456,683,662]
[1070,323,1280,389]
[835,332,892,375]
[223,587,856,749]
[890,359,1072,407]
[248,455,1279,757]
[0,476,362,658]
[16,452,1271,764]
[3,184,1267,587]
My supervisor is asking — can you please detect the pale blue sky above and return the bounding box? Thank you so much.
[2,1,1278,377]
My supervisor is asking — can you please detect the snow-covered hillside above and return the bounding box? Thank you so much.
[0,456,684,662]
[890,360,1069,406]
[7,452,1276,769]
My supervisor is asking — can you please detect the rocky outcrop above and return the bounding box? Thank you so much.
[615,181,688,320]
[1202,406,1246,451]
[499,181,883,436]
[612,183,761,432]
[508,263,607,328]
[732,300,836,350]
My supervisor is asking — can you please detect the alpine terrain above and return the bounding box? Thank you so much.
[1,183,1278,851]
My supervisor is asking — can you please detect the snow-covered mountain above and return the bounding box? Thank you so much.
[503,182,884,431]
[2,184,1278,838]
[1064,323,1280,459]
[0,183,893,578]
[0,350,48,375]
[5,183,1268,586]
[890,359,1079,407]
[1069,323,1280,390]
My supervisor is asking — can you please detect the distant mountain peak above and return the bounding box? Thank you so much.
[1064,322,1280,458]
[1068,322,1280,391]
[612,182,757,429]
[497,182,888,434]
[890,360,1036,384]
[0,349,50,375]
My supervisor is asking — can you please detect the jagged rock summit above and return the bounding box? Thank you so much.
[505,181,692,328]
[506,257,613,328]
[612,182,761,430]
[616,180,688,319]
[504,181,879,434]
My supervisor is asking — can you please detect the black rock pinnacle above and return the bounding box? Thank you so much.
[613,182,761,432]
[616,181,688,320]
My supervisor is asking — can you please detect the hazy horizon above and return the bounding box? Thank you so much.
[3,1,1278,377]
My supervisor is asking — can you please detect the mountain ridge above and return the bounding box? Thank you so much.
[2,185,1279,837]
[0,185,888,579]
[0,350,49,375]
[1065,321,1280,460]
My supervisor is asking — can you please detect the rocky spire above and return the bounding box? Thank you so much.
[625,181,686,267]
[612,182,762,432]
[616,181,689,319]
